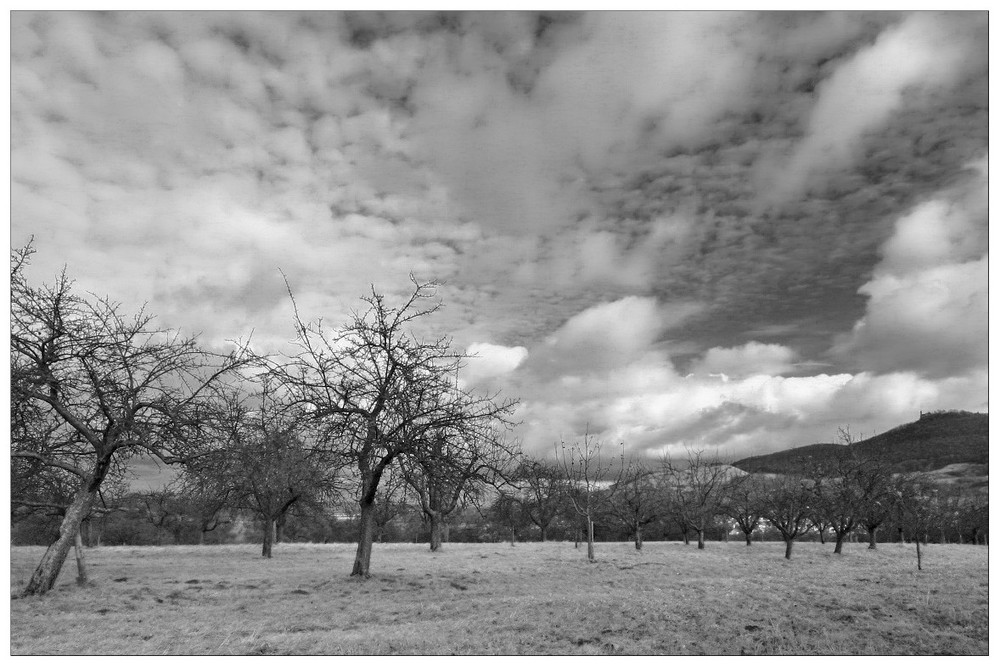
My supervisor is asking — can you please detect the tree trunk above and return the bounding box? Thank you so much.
[696,529,705,550]
[634,524,643,551]
[575,527,580,549]
[429,513,443,552]
[586,518,595,562]
[833,533,845,554]
[510,526,516,546]
[681,528,689,546]
[73,529,88,586]
[784,538,794,560]
[916,537,922,571]
[818,528,826,544]
[275,516,285,544]
[351,498,376,577]
[22,482,99,596]
[540,525,547,542]
[744,531,753,546]
[867,526,878,550]
[261,518,274,558]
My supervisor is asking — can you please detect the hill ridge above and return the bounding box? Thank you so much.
[733,410,987,476]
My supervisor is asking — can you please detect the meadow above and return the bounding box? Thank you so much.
[9,540,988,655]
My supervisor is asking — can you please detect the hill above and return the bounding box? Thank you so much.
[733,411,988,479]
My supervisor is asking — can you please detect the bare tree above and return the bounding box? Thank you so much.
[212,384,338,558]
[806,428,900,553]
[485,490,524,546]
[720,473,766,546]
[809,514,831,545]
[514,458,566,542]
[896,474,944,571]
[263,278,517,577]
[10,243,248,595]
[139,484,185,546]
[807,448,864,555]
[557,432,615,562]
[175,458,234,545]
[661,450,732,549]
[854,452,898,550]
[400,425,520,551]
[11,440,125,583]
[957,491,989,546]
[607,454,661,550]
[370,465,410,543]
[670,510,694,546]
[760,475,814,560]
[11,355,128,555]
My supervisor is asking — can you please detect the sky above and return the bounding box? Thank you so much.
[9,10,990,464]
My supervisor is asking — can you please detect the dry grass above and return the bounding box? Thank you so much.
[9,540,988,655]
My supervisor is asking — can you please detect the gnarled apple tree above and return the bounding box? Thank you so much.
[264,278,517,577]
[400,424,521,551]
[10,243,248,595]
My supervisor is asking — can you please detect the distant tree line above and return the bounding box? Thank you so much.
[14,434,989,566]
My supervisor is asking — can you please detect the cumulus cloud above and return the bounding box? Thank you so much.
[526,296,702,379]
[514,352,975,458]
[690,341,798,379]
[501,285,985,460]
[511,348,987,461]
[831,157,987,378]
[459,342,529,392]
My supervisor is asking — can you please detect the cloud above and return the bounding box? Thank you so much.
[526,297,702,379]
[512,353,986,461]
[762,13,985,204]
[503,290,985,461]
[831,156,987,378]
[690,341,798,379]
[405,12,761,239]
[460,342,529,392]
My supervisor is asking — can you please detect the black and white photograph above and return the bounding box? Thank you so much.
[8,8,989,656]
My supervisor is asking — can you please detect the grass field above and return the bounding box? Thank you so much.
[9,540,988,655]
